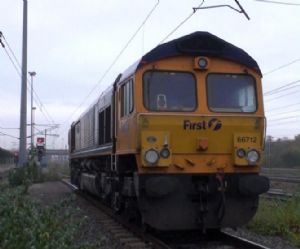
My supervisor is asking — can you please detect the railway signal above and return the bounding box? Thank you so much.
[36,137,45,162]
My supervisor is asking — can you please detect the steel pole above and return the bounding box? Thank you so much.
[31,75,33,147]
[32,107,36,146]
[29,71,36,149]
[19,0,28,166]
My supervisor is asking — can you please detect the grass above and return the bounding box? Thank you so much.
[38,162,70,182]
[0,161,109,249]
[247,196,300,246]
[8,161,70,188]
[0,184,79,249]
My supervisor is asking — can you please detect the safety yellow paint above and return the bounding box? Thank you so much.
[116,55,265,174]
[141,131,172,167]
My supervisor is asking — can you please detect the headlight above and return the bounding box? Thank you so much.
[247,149,260,164]
[236,148,246,158]
[144,149,159,165]
[160,148,170,158]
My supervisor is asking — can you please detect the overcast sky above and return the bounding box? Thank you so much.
[1,0,300,150]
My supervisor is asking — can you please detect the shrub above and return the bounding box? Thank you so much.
[8,161,43,188]
[8,160,69,187]
[247,196,300,246]
[0,185,74,248]
[0,184,108,249]
[2,161,108,248]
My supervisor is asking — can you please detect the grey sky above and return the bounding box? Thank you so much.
[1,0,300,149]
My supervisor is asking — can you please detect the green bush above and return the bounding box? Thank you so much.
[7,161,68,187]
[8,161,44,187]
[0,185,75,249]
[2,160,109,248]
[247,196,300,246]
[0,184,107,249]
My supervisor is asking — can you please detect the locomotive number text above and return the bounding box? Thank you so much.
[237,136,257,143]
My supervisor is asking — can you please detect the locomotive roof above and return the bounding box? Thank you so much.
[120,31,261,81]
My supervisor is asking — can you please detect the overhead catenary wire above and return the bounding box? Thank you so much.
[268,114,300,122]
[30,86,56,124]
[192,0,250,20]
[160,0,251,44]
[1,37,55,126]
[61,0,160,126]
[266,108,300,116]
[1,31,55,125]
[1,45,22,78]
[0,131,19,140]
[0,126,19,130]
[265,88,300,102]
[1,32,21,68]
[263,58,300,76]
[254,0,300,6]
[265,102,300,112]
[0,32,56,125]
[32,126,50,137]
[159,0,204,44]
[262,61,300,121]
[34,126,44,133]
[265,84,300,96]
[2,45,42,115]
[1,45,35,103]
[268,119,300,127]
[264,80,300,96]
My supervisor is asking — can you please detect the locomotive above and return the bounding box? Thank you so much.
[69,31,269,231]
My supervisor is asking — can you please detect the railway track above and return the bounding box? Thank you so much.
[267,176,300,184]
[263,188,298,202]
[61,178,270,249]
[262,174,300,201]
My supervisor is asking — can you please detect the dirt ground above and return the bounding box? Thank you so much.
[28,181,72,205]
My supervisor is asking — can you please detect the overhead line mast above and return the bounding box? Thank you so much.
[19,0,28,166]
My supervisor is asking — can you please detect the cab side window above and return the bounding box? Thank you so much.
[98,106,112,145]
[120,79,133,117]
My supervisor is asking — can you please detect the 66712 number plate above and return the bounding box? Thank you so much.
[234,133,260,146]
[237,136,257,143]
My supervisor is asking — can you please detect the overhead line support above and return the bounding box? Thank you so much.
[19,0,28,166]
[193,0,250,20]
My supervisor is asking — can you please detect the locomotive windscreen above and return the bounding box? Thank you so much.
[143,71,197,112]
[207,74,257,113]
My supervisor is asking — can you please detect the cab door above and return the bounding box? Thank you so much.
[116,79,135,153]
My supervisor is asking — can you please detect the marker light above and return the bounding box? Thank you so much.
[160,148,171,159]
[247,149,260,164]
[198,57,208,69]
[144,149,159,165]
[236,148,246,158]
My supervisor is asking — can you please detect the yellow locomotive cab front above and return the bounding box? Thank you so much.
[134,55,266,175]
